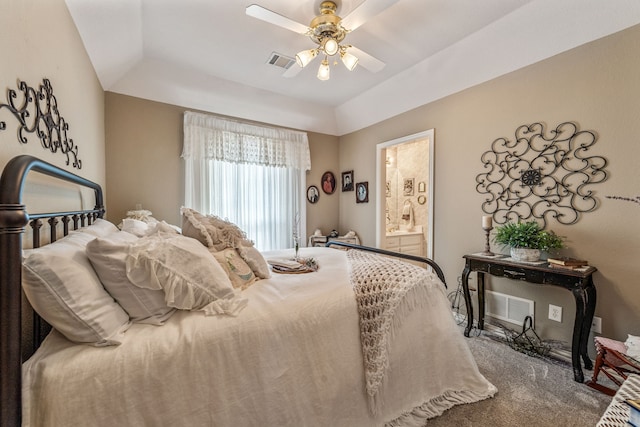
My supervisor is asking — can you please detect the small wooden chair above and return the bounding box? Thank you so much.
[586,336,640,396]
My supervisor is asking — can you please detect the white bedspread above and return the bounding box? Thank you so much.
[23,247,495,426]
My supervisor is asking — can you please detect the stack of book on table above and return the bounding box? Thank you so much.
[547,257,589,271]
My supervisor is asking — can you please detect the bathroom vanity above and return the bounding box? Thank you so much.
[385,230,425,257]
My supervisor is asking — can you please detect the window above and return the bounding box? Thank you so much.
[182,112,310,251]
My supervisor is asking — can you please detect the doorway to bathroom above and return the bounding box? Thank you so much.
[375,130,434,258]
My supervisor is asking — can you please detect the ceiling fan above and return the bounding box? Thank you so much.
[246,0,399,80]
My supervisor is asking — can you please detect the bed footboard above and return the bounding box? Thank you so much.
[325,241,446,288]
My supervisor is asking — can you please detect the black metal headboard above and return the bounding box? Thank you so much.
[0,155,105,426]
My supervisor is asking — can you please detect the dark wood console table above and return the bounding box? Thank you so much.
[461,254,597,383]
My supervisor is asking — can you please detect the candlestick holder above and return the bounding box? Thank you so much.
[481,226,494,256]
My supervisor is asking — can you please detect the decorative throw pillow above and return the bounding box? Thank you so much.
[211,247,259,290]
[87,231,176,325]
[22,232,131,346]
[125,233,247,316]
[236,244,271,279]
[180,207,270,279]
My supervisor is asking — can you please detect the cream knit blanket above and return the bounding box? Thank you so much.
[347,250,444,414]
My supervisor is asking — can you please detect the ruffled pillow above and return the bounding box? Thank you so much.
[87,230,176,325]
[180,207,271,279]
[180,207,246,250]
[125,232,247,316]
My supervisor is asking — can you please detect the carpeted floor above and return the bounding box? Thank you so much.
[426,332,613,426]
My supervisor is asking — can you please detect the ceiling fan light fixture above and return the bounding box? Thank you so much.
[295,48,318,68]
[317,57,330,81]
[340,50,359,71]
[322,37,339,56]
[246,0,389,81]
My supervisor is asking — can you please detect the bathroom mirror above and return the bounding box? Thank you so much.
[375,129,434,258]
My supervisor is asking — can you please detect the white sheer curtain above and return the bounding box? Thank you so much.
[182,111,310,251]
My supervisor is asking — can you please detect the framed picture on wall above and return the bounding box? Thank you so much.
[418,181,426,193]
[356,182,369,203]
[403,178,414,196]
[307,185,319,204]
[342,170,354,191]
[321,171,336,194]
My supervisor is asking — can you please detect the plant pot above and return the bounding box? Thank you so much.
[510,247,541,262]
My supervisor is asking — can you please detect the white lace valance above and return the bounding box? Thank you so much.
[181,111,311,171]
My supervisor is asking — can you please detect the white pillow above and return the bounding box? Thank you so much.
[77,218,119,237]
[86,231,176,325]
[120,218,156,237]
[125,233,247,316]
[121,218,180,238]
[22,232,131,346]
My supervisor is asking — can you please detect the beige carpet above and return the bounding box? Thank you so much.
[426,332,612,426]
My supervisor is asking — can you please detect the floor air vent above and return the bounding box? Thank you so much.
[267,52,295,69]
[486,290,534,326]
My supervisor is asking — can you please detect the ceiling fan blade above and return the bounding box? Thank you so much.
[349,46,386,73]
[246,4,309,34]
[340,0,400,31]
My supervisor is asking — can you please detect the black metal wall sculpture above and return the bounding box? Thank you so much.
[0,78,82,169]
[476,121,607,227]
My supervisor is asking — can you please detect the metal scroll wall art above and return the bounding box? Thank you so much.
[0,78,82,169]
[476,121,608,227]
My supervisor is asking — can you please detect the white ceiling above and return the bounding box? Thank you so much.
[65,0,640,136]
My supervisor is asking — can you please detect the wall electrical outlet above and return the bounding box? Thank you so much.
[592,316,602,334]
[548,304,563,322]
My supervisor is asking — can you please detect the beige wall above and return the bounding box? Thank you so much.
[105,93,340,238]
[305,133,341,239]
[0,0,105,194]
[105,94,183,224]
[339,24,640,344]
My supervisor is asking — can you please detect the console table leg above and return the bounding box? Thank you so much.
[462,266,474,337]
[580,282,597,371]
[571,288,587,383]
[477,272,485,331]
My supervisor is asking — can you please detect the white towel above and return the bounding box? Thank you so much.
[402,201,415,229]
[402,206,410,219]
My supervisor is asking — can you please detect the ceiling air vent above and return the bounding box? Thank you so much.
[267,52,295,69]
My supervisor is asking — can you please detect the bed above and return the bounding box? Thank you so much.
[0,155,496,426]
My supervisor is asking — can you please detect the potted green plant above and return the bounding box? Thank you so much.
[493,220,564,262]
